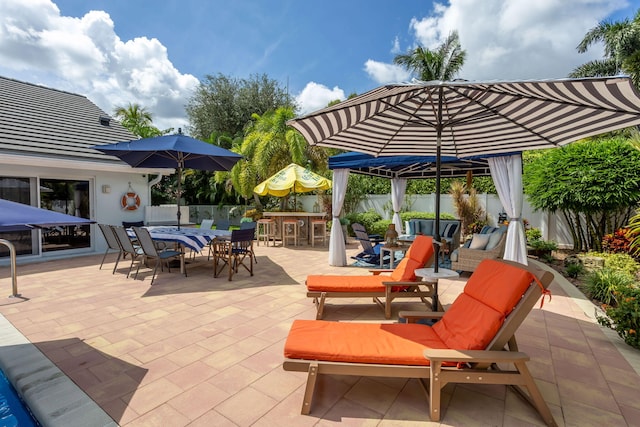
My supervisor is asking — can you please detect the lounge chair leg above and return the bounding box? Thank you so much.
[301,363,319,415]
[385,286,392,319]
[429,360,442,421]
[513,361,558,427]
[316,293,326,319]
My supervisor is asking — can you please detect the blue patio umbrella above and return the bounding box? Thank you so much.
[0,198,95,232]
[92,133,242,228]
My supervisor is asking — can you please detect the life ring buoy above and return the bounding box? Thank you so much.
[121,192,141,211]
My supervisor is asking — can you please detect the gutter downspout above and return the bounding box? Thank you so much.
[148,174,163,206]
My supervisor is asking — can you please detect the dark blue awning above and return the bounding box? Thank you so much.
[328,152,506,179]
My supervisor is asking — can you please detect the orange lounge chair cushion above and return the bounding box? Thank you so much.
[432,259,536,350]
[463,259,534,316]
[306,235,435,292]
[390,235,434,282]
[306,274,388,292]
[284,319,448,366]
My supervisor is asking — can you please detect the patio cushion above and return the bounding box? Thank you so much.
[390,235,433,282]
[432,259,535,349]
[284,320,448,365]
[465,259,533,315]
[306,275,387,292]
[469,233,491,249]
[485,230,504,250]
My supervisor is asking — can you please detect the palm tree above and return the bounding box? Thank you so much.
[218,106,328,206]
[570,9,640,87]
[393,31,466,81]
[113,103,166,138]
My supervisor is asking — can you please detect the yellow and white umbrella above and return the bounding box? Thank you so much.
[254,163,331,198]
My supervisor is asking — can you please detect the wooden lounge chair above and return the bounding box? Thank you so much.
[284,259,557,426]
[306,235,436,319]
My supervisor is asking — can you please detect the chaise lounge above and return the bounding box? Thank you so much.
[306,235,436,319]
[284,259,557,425]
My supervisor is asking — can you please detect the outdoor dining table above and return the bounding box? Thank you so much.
[262,212,326,245]
[127,226,232,273]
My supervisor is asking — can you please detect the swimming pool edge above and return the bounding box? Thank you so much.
[0,314,117,427]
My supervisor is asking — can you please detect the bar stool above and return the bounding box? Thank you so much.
[256,218,275,246]
[282,219,299,246]
[311,219,327,247]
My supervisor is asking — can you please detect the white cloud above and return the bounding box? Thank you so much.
[383,0,626,81]
[294,82,345,115]
[364,60,411,84]
[391,36,401,54]
[0,0,198,131]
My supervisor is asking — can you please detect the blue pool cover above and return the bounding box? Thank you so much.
[0,370,38,426]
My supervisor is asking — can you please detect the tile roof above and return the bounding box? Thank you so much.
[0,76,136,165]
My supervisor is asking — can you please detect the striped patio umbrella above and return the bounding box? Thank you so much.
[288,76,640,271]
[288,77,640,158]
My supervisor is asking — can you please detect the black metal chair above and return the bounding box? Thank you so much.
[240,221,258,263]
[213,228,255,281]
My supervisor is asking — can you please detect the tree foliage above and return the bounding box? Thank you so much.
[217,106,328,208]
[186,73,292,141]
[393,31,466,81]
[570,9,640,88]
[523,138,640,251]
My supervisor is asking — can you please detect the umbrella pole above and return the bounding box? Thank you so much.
[432,91,444,311]
[176,166,182,230]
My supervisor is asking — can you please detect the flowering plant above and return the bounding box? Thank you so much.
[597,285,640,349]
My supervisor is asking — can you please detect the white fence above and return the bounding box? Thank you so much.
[180,194,574,248]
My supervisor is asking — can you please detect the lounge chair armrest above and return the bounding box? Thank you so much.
[369,269,393,275]
[399,311,444,323]
[423,348,529,364]
[381,280,416,287]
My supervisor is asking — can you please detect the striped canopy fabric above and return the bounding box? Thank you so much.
[288,77,640,157]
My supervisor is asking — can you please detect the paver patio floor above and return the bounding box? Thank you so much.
[0,241,639,426]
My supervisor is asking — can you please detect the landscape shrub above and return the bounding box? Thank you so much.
[598,285,640,349]
[345,210,382,235]
[602,227,639,257]
[586,268,635,305]
[370,219,393,237]
[399,211,456,222]
[565,262,585,279]
[587,252,640,277]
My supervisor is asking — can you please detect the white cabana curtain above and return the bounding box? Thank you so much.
[391,177,407,234]
[488,154,528,264]
[329,169,349,266]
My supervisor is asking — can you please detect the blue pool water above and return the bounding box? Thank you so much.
[0,369,39,427]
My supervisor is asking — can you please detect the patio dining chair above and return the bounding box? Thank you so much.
[110,225,144,278]
[215,219,230,230]
[213,228,255,281]
[98,223,122,273]
[131,227,186,285]
[240,221,258,263]
[199,219,214,229]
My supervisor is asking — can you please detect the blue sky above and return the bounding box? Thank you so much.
[0,0,636,131]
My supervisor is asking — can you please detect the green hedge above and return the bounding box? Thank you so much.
[400,211,457,222]
[345,210,382,235]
